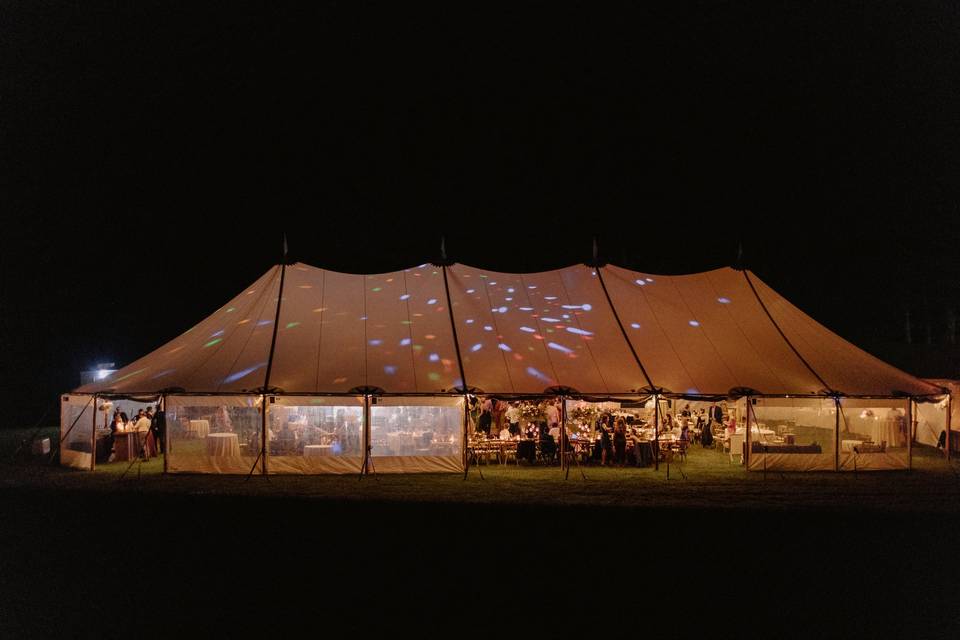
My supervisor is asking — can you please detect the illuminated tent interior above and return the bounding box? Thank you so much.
[61,262,949,474]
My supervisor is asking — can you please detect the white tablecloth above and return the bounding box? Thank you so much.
[187,419,210,439]
[206,432,239,456]
[876,419,902,447]
[842,439,864,453]
[303,444,334,457]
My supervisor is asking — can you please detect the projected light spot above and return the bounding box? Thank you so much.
[333,377,347,384]
[630,323,641,329]
[257,320,272,326]
[399,338,411,346]
[566,327,593,336]
[465,319,475,324]
[427,372,441,381]
[646,278,654,282]
[505,297,513,301]
[466,289,476,294]
[427,298,437,305]
[471,344,483,352]
[686,388,700,395]
[548,342,573,354]
[562,314,570,319]
[507,288,515,293]
[150,369,175,380]
[520,326,536,333]
[544,296,557,301]
[369,339,383,346]
[204,338,223,348]
[223,362,267,384]
[298,285,312,289]
[429,353,440,362]
[561,304,593,311]
[519,306,534,311]
[489,281,497,285]
[634,279,646,286]
[527,285,537,289]
[210,330,225,337]
[399,294,410,300]
[526,367,552,383]
[483,326,494,331]
[541,317,560,323]
[717,297,731,304]
[384,366,397,375]
[688,320,700,327]
[498,306,508,313]
[285,322,300,329]
[425,334,436,340]
[401,320,412,325]
[359,316,367,321]
[226,307,235,313]
[498,343,512,352]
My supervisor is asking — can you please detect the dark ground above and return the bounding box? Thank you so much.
[1,429,959,638]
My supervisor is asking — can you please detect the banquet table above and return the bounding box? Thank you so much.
[186,419,210,439]
[206,432,240,456]
[303,444,334,457]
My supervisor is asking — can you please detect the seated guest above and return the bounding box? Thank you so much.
[726,416,737,436]
[540,430,557,463]
[499,425,512,440]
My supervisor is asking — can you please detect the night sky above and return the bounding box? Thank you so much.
[3,2,960,425]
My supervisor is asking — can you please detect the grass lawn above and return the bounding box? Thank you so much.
[3,426,960,514]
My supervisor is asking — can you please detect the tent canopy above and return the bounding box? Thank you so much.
[76,262,942,398]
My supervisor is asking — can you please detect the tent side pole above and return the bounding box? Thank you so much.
[161,395,168,474]
[363,395,371,475]
[908,398,913,471]
[834,397,840,472]
[261,395,268,475]
[90,394,98,471]
[654,395,660,472]
[745,397,751,470]
[560,397,566,474]
[461,394,468,471]
[946,393,952,461]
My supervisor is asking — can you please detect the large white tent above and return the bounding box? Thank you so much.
[60,262,949,474]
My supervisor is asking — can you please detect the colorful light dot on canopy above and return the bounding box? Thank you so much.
[285,322,300,329]
[471,343,483,352]
[718,297,731,304]
[204,338,223,348]
[566,327,593,336]
[689,320,700,327]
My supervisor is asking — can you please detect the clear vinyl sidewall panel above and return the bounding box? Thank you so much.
[268,396,365,474]
[838,398,910,471]
[370,396,464,473]
[165,395,262,474]
[747,397,837,472]
[61,394,95,469]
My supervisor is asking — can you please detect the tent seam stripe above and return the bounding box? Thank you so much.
[595,266,656,391]
[261,262,288,391]
[558,267,610,393]
[440,265,468,393]
[743,270,834,393]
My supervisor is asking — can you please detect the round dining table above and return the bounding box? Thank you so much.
[186,419,210,439]
[303,444,334,457]
[206,432,240,456]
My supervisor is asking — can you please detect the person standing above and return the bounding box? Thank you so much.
[150,404,166,454]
